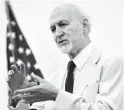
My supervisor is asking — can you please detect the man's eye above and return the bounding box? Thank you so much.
[51,27,56,32]
[59,23,68,27]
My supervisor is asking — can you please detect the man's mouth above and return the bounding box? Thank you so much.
[58,40,67,46]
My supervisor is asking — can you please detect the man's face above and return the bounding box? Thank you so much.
[49,7,84,55]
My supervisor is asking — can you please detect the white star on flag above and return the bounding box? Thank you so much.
[19,34,23,41]
[27,62,31,68]
[11,21,16,26]
[34,63,40,69]
[25,48,31,55]
[17,59,22,66]
[18,47,24,54]
[8,43,14,51]
[26,74,32,81]
[7,32,12,38]
[9,56,14,63]
[11,32,16,39]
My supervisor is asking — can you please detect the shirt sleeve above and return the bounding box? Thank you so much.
[8,100,30,110]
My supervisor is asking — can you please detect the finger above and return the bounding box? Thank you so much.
[22,93,36,101]
[12,93,34,101]
[7,70,15,82]
[8,70,13,76]
[24,93,53,102]
[13,93,32,100]
[6,75,9,82]
[27,82,38,87]
[7,70,13,81]
[6,75,11,82]
[20,82,37,89]
[12,94,23,100]
[11,65,18,74]
[14,86,39,95]
[31,72,43,83]
[20,62,25,75]
[24,97,45,104]
[24,96,49,104]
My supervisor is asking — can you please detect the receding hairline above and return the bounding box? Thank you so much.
[49,3,89,22]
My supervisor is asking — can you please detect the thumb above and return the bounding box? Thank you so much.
[31,72,43,83]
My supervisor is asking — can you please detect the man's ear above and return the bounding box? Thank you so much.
[83,18,90,34]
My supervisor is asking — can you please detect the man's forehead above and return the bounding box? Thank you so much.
[49,7,72,27]
[49,6,72,22]
[49,17,68,25]
[49,4,84,26]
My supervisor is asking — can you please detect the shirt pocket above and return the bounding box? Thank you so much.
[81,82,99,103]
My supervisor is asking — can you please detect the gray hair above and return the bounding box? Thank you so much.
[51,3,91,33]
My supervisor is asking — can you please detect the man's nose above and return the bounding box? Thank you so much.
[55,26,63,38]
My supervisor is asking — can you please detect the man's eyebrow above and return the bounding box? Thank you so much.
[58,21,63,24]
[59,20,68,23]
[50,22,56,29]
[50,20,68,28]
[50,25,54,30]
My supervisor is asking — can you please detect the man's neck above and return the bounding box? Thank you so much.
[69,40,91,59]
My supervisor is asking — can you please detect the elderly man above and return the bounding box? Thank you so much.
[8,4,123,110]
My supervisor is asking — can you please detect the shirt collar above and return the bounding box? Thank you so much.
[73,42,94,71]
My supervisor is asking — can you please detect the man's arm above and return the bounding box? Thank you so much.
[53,56,123,110]
[12,56,123,110]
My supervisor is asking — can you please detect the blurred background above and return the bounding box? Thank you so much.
[0,0,124,109]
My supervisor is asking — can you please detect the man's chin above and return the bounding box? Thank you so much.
[59,45,72,54]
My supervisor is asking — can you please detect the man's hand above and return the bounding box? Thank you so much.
[13,73,59,104]
[7,62,37,94]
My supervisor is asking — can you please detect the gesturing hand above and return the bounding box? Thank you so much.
[13,73,59,104]
[7,62,37,94]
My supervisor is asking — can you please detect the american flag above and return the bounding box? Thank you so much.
[5,1,44,79]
